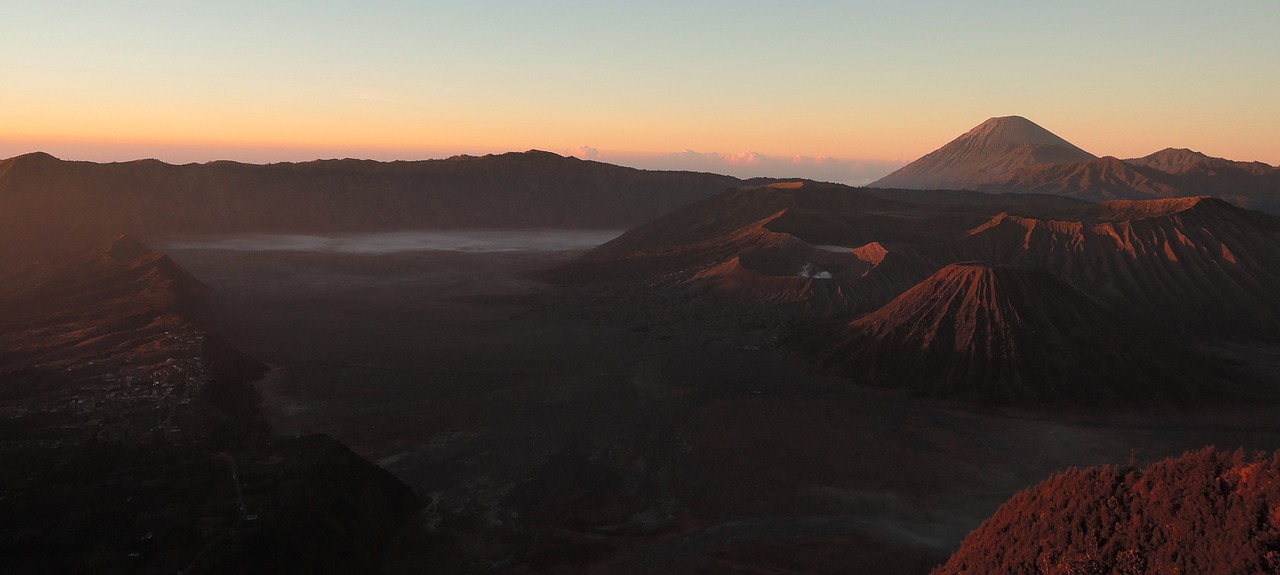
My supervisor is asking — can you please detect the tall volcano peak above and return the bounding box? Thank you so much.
[960,116,1081,149]
[871,116,1096,190]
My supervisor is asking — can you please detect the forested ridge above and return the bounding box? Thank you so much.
[935,447,1280,574]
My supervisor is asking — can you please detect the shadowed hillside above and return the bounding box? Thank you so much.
[0,236,420,574]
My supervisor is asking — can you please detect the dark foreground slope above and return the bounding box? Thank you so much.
[933,448,1280,575]
[0,150,739,266]
[0,236,419,574]
[810,263,1260,404]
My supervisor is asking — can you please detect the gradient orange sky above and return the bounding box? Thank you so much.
[3,1,1277,184]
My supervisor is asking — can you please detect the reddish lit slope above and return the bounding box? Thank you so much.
[1126,147,1276,176]
[815,263,1251,404]
[922,197,1280,336]
[981,151,1280,213]
[978,156,1181,201]
[871,116,1096,190]
[0,234,212,369]
[566,181,1280,338]
[565,183,1280,335]
[558,182,1058,316]
[933,448,1280,575]
[1124,148,1280,214]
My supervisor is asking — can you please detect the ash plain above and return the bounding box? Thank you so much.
[161,229,1280,574]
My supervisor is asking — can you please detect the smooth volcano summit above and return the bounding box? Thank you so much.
[872,116,1096,190]
[812,263,1252,404]
[872,116,1280,214]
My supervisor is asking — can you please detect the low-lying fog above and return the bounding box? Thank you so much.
[161,229,622,254]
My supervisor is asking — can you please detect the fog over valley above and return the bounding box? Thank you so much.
[160,229,624,255]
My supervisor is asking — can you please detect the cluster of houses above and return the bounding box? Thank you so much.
[8,328,217,448]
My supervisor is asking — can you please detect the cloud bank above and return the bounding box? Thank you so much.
[616,150,906,186]
[563,145,600,160]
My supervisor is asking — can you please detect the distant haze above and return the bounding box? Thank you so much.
[2,2,1277,167]
[162,230,623,255]
[0,138,905,186]
[613,150,907,186]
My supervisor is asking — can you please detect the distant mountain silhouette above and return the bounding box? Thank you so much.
[812,263,1255,404]
[872,116,1096,190]
[1126,147,1277,176]
[0,150,740,266]
[978,156,1181,200]
[1118,148,1280,213]
[871,118,1280,214]
[934,447,1280,574]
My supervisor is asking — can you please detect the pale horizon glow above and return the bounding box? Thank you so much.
[3,0,1278,184]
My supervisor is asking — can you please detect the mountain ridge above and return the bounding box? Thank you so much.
[0,150,742,268]
[1126,147,1277,176]
[870,117,1280,214]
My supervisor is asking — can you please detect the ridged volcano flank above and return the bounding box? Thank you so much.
[931,196,1280,336]
[871,116,1096,190]
[1126,147,1277,176]
[979,156,1181,201]
[817,263,1251,404]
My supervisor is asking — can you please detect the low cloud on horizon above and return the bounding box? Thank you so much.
[0,140,905,186]
[565,147,905,186]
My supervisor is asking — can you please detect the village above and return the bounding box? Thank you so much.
[2,327,216,452]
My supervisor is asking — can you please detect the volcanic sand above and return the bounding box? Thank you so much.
[164,237,1280,574]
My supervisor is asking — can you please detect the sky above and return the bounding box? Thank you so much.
[2,1,1277,184]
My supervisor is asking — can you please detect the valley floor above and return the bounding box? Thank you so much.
[165,240,1280,574]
